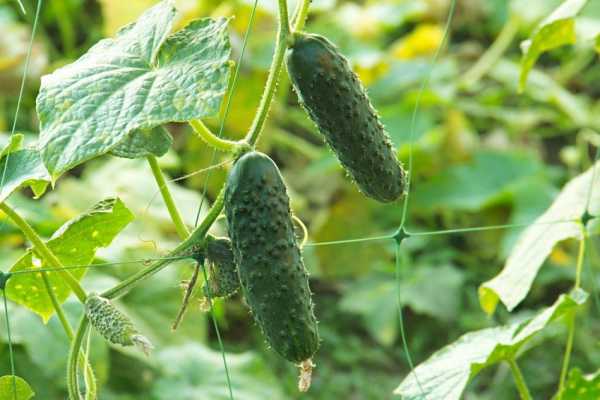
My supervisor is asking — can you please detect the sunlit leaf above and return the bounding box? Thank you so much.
[6,197,134,322]
[37,0,231,179]
[479,161,599,314]
[0,148,50,203]
[562,368,600,400]
[0,375,34,400]
[519,0,589,91]
[395,289,587,400]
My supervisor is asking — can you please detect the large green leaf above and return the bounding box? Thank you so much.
[0,375,34,400]
[36,0,231,179]
[151,343,285,400]
[519,0,589,91]
[395,289,588,400]
[6,197,134,322]
[479,161,599,314]
[0,148,50,203]
[562,368,600,400]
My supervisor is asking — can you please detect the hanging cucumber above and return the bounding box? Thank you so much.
[225,151,319,391]
[286,32,406,203]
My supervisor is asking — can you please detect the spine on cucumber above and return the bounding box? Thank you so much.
[286,32,406,203]
[224,151,319,365]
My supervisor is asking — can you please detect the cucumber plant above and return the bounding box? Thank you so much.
[0,0,335,397]
[1,0,598,399]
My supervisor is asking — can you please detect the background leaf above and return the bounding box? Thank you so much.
[340,265,464,346]
[411,150,544,211]
[6,197,134,321]
[151,343,286,400]
[36,1,231,178]
[479,161,599,314]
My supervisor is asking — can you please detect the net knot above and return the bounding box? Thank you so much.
[581,210,596,227]
[392,227,410,244]
[0,272,12,291]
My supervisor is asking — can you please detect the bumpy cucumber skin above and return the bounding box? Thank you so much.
[225,152,319,363]
[286,32,405,202]
[85,294,138,347]
[203,237,240,298]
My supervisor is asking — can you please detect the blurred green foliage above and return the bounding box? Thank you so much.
[0,0,599,399]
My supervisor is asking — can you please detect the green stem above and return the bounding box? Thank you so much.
[557,228,587,398]
[0,202,86,302]
[507,358,533,400]
[189,119,240,152]
[292,0,311,32]
[102,187,226,300]
[41,261,97,398]
[558,314,575,399]
[146,155,190,240]
[41,272,73,339]
[83,329,97,400]
[270,128,322,159]
[460,14,520,88]
[244,0,291,145]
[574,229,587,289]
[67,316,89,400]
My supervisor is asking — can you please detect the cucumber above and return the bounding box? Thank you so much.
[202,236,239,298]
[224,151,319,365]
[85,294,152,355]
[286,32,406,203]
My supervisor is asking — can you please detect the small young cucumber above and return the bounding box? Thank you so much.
[225,151,319,366]
[286,32,406,203]
[85,294,152,355]
[203,236,240,299]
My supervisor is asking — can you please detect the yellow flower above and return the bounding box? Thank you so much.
[550,247,572,266]
[354,60,390,86]
[390,24,444,60]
